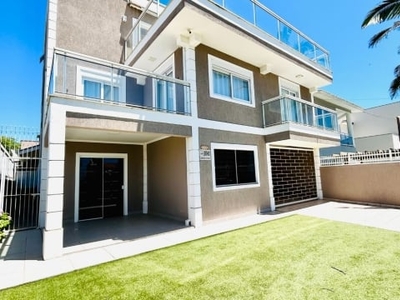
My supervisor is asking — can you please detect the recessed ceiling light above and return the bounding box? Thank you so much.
[148,56,157,62]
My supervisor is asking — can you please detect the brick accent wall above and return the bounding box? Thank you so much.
[270,148,317,205]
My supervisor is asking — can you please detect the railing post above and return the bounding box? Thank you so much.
[252,0,256,25]
[312,106,316,127]
[62,54,67,94]
[389,149,393,161]
[277,20,281,41]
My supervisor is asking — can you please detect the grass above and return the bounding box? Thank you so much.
[2,215,400,299]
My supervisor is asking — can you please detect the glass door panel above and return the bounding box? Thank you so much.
[79,158,103,220]
[78,157,124,221]
[103,158,124,218]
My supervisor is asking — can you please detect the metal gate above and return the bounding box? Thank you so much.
[0,126,40,230]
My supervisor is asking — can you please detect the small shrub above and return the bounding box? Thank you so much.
[0,210,11,242]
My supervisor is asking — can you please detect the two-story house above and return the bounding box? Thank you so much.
[40,0,344,259]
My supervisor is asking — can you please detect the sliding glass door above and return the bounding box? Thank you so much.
[78,157,124,221]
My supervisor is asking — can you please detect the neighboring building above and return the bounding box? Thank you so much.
[40,0,349,259]
[351,102,400,152]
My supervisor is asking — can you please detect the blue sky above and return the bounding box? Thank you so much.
[0,0,398,129]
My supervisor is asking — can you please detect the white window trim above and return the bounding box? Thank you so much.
[76,66,126,103]
[74,152,128,223]
[208,54,255,108]
[279,77,301,98]
[153,55,176,111]
[211,143,260,192]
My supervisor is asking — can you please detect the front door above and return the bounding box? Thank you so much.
[77,156,125,221]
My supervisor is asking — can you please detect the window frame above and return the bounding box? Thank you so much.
[208,55,255,107]
[279,78,301,98]
[211,143,260,191]
[76,66,126,103]
[132,17,151,47]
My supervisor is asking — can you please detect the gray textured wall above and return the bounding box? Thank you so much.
[199,128,270,222]
[147,137,188,221]
[57,0,156,63]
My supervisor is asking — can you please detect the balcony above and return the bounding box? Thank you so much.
[48,49,191,115]
[263,96,338,131]
[208,0,330,71]
[262,96,340,147]
[340,133,354,147]
[125,0,330,75]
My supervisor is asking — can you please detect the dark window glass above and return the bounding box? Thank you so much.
[236,150,256,183]
[214,149,256,187]
[214,149,237,186]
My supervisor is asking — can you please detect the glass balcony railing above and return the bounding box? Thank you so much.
[208,0,330,71]
[262,96,338,132]
[340,133,354,147]
[125,0,170,61]
[48,49,191,115]
[125,0,330,71]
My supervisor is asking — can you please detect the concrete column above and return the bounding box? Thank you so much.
[186,134,202,227]
[182,45,202,227]
[183,46,198,118]
[265,144,275,211]
[142,144,148,214]
[346,113,356,147]
[42,103,66,260]
[313,148,323,199]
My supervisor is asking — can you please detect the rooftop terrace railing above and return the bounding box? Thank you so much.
[49,49,191,116]
[209,0,330,71]
[262,96,338,132]
[124,0,330,71]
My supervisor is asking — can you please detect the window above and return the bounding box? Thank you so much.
[77,67,126,103]
[83,80,119,101]
[279,78,300,98]
[132,18,151,47]
[211,143,259,191]
[208,55,255,106]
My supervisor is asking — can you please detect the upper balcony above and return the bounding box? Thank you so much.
[124,0,332,88]
[47,49,191,116]
[262,96,340,148]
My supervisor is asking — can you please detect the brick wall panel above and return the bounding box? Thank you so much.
[270,148,317,206]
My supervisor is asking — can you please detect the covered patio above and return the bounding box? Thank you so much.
[63,214,188,254]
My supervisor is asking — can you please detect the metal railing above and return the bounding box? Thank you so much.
[321,149,400,167]
[0,125,40,230]
[124,0,168,61]
[49,49,191,115]
[124,0,330,71]
[262,96,338,132]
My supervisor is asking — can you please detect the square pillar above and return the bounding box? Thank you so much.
[42,103,66,260]
[186,135,202,227]
[313,148,323,199]
[265,144,275,211]
[182,45,203,227]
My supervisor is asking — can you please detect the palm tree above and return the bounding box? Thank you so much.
[362,0,400,98]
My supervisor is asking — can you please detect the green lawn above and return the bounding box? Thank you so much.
[2,215,400,299]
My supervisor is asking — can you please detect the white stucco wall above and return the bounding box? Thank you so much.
[352,102,400,139]
[355,133,400,152]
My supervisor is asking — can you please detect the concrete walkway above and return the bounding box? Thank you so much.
[1,200,400,290]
